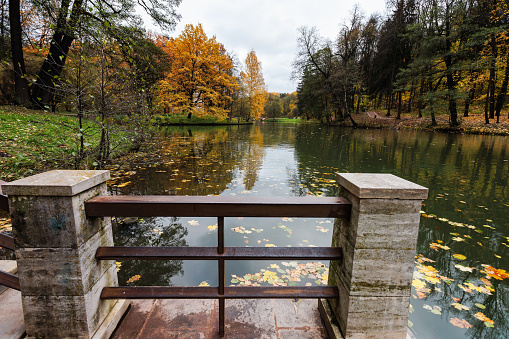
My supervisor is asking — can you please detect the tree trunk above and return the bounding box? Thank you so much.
[489,36,497,119]
[495,53,509,123]
[396,91,402,120]
[9,0,29,106]
[484,83,490,124]
[30,0,83,108]
[386,93,392,117]
[407,84,414,113]
[464,83,476,117]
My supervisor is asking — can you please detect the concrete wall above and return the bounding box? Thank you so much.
[327,173,428,339]
[2,170,128,339]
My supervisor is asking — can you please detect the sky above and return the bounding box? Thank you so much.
[142,0,388,93]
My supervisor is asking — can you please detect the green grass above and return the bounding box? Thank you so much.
[0,106,133,180]
[153,113,252,125]
[263,118,302,123]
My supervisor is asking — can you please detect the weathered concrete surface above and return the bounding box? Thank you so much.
[325,173,428,339]
[1,170,110,197]
[6,170,126,338]
[112,299,328,339]
[336,173,428,200]
[0,288,25,338]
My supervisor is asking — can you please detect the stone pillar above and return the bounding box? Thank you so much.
[2,170,129,339]
[326,173,428,339]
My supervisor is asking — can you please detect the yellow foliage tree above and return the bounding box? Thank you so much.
[157,23,238,118]
[241,50,267,120]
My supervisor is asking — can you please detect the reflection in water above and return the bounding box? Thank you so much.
[113,217,188,286]
[113,123,508,339]
[240,128,265,190]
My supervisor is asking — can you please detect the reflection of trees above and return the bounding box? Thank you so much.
[118,126,253,196]
[240,128,265,190]
[113,217,188,286]
[291,125,509,337]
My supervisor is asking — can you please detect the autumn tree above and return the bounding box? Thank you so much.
[9,0,182,109]
[241,50,266,120]
[157,23,238,119]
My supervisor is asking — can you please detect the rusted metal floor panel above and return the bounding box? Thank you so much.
[111,299,328,339]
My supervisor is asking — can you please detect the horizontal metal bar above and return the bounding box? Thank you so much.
[0,233,15,251]
[85,196,351,218]
[0,270,20,291]
[101,286,338,299]
[96,246,342,261]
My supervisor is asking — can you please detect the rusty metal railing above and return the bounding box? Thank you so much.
[85,195,351,337]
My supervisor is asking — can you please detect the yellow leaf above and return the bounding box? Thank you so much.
[473,312,494,325]
[451,302,470,311]
[117,181,131,188]
[453,254,467,260]
[412,279,426,289]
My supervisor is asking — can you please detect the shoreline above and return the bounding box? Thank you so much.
[332,112,509,136]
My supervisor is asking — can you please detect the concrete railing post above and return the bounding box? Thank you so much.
[323,173,428,339]
[2,170,129,339]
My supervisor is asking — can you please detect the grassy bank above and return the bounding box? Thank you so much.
[0,106,137,180]
[153,113,252,125]
[262,118,302,123]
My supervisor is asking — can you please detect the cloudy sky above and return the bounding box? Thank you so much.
[144,0,388,93]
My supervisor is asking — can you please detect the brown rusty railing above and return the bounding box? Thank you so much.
[85,195,350,337]
[0,182,20,291]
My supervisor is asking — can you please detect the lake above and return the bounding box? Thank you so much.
[112,123,509,339]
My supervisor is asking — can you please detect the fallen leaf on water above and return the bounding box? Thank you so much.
[199,281,210,287]
[265,244,276,247]
[450,317,472,329]
[482,265,509,280]
[188,220,200,226]
[430,242,450,251]
[451,303,470,311]
[473,312,494,326]
[453,254,467,260]
[126,275,141,284]
[454,264,474,272]
[117,181,131,188]
[207,224,218,230]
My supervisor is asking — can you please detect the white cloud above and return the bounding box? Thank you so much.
[142,0,387,93]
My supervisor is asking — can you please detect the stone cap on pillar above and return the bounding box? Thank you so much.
[1,170,110,197]
[337,173,428,200]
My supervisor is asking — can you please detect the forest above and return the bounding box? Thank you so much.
[0,0,278,122]
[0,0,297,170]
[1,0,508,143]
[293,0,509,126]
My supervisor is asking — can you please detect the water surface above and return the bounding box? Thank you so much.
[114,123,509,338]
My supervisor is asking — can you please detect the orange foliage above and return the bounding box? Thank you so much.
[157,23,238,118]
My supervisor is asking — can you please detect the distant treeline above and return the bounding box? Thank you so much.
[293,0,509,126]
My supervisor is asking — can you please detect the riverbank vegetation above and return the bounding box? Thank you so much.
[293,0,509,128]
[152,113,251,125]
[0,106,145,180]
